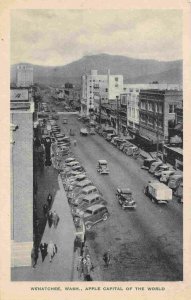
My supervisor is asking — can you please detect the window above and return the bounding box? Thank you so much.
[169,104,173,113]
[115,84,118,88]
[141,101,146,110]
[115,77,118,81]
[130,88,133,92]
[148,102,154,112]
[140,114,147,123]
[136,89,139,92]
[148,116,154,127]
[132,108,135,118]
[105,88,108,92]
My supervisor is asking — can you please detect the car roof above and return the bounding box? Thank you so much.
[76,179,91,187]
[67,161,79,165]
[83,193,101,201]
[82,185,97,192]
[169,174,183,179]
[98,160,107,164]
[86,204,106,211]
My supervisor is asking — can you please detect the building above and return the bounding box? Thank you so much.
[139,89,183,147]
[16,64,33,87]
[11,87,34,267]
[81,70,123,116]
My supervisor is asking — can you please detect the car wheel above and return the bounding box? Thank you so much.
[103,213,108,221]
[85,223,92,231]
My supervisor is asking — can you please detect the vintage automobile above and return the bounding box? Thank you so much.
[65,157,76,164]
[159,170,176,183]
[154,165,172,179]
[97,160,110,175]
[141,158,156,170]
[65,160,80,168]
[144,181,172,204]
[80,128,89,136]
[70,185,100,206]
[71,165,86,173]
[168,174,183,193]
[149,161,163,174]
[89,128,96,135]
[72,193,107,215]
[63,118,68,124]
[106,133,117,142]
[67,180,93,202]
[76,204,109,230]
[116,188,136,209]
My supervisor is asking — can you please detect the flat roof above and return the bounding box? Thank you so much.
[164,145,183,155]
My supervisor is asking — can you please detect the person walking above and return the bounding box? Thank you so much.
[47,241,56,263]
[31,246,39,268]
[39,242,48,262]
[43,203,49,218]
[52,210,60,229]
[82,257,93,281]
[47,210,53,228]
[103,250,111,267]
[47,193,52,208]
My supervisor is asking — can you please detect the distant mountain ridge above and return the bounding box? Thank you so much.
[11,53,182,86]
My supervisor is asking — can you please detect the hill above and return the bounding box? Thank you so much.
[11,53,182,86]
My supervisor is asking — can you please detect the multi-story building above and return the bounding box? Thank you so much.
[81,70,123,116]
[16,64,33,87]
[11,87,34,267]
[139,89,183,147]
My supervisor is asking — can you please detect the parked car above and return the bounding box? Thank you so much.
[149,161,163,174]
[120,142,133,152]
[141,158,156,170]
[80,128,89,136]
[72,193,107,215]
[116,139,127,149]
[126,145,140,156]
[116,188,136,209]
[67,180,93,202]
[174,182,183,203]
[65,161,80,168]
[89,128,96,135]
[71,185,100,206]
[63,118,68,124]
[168,174,183,193]
[123,144,134,154]
[65,157,76,164]
[71,165,86,173]
[106,133,117,142]
[160,170,176,183]
[110,137,122,146]
[102,128,115,138]
[154,165,172,178]
[144,181,172,204]
[78,204,109,230]
[97,160,109,175]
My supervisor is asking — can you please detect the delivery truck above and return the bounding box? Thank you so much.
[144,181,172,204]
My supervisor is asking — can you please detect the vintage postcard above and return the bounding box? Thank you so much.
[0,0,190,300]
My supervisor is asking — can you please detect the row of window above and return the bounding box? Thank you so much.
[140,101,163,113]
[140,114,163,128]
[128,108,139,119]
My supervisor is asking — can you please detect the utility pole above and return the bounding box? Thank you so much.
[116,96,120,135]
[156,99,159,160]
[99,94,101,125]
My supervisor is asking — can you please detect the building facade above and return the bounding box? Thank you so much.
[11,88,34,267]
[139,89,183,145]
[16,64,33,87]
[81,70,123,116]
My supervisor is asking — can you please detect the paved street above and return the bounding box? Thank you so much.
[56,112,183,281]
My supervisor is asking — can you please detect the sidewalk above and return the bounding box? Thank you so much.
[11,172,76,281]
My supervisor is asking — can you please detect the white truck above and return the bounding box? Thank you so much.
[144,181,172,204]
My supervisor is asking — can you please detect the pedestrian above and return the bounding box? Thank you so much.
[47,241,57,262]
[83,245,90,257]
[103,250,111,267]
[73,139,77,147]
[43,203,49,217]
[47,193,52,208]
[52,210,60,228]
[31,246,39,268]
[40,242,48,262]
[47,210,53,228]
[77,255,83,278]
[82,257,93,281]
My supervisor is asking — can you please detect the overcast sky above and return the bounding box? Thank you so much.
[11,10,182,66]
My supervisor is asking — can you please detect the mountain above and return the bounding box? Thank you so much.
[11,54,182,86]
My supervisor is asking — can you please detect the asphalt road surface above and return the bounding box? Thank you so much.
[56,110,182,281]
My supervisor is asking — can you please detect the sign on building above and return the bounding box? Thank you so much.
[11,89,29,101]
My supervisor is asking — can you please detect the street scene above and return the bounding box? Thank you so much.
[10,10,183,281]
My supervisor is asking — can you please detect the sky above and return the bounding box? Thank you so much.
[11,10,182,66]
